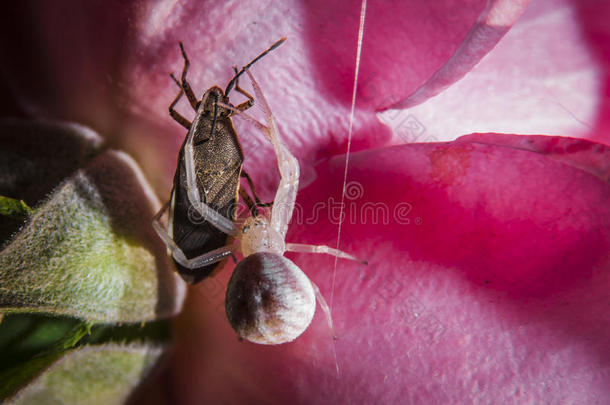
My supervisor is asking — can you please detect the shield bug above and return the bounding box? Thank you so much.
[198,69,366,344]
[153,39,285,284]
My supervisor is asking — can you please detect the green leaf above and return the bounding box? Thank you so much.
[7,344,163,405]
[0,350,65,402]
[0,314,88,400]
[0,120,183,402]
[0,196,32,220]
[0,150,185,323]
[0,313,171,402]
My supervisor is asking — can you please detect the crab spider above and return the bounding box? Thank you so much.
[155,68,363,344]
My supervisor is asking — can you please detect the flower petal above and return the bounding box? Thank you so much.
[152,135,610,404]
[387,0,530,110]
[383,0,610,143]
[0,1,517,190]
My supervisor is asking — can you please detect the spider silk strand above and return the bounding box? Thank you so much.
[330,0,368,378]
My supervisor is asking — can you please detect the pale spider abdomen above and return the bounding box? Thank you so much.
[225,252,315,344]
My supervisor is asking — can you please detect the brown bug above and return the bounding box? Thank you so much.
[153,39,284,284]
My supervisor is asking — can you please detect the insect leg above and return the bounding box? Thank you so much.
[240,170,272,207]
[239,188,257,216]
[231,66,255,112]
[177,42,199,110]
[168,76,191,130]
[152,200,170,223]
[285,243,367,264]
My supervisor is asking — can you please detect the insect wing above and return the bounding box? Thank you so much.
[171,111,243,284]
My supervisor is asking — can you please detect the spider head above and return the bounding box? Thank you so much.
[239,215,285,257]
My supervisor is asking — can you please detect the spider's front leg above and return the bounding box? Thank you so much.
[242,69,299,239]
[235,70,365,264]
[216,69,298,240]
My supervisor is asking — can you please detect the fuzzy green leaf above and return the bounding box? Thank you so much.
[0,350,65,402]
[0,120,183,402]
[0,150,185,323]
[7,344,163,405]
[0,313,171,402]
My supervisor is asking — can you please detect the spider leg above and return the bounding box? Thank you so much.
[153,201,236,270]
[309,279,337,340]
[153,200,236,269]
[172,245,236,269]
[285,243,367,264]
[219,69,299,239]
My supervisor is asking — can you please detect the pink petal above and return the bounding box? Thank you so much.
[134,135,609,404]
[387,0,610,144]
[575,0,610,145]
[0,1,515,191]
[456,133,610,181]
[389,0,530,110]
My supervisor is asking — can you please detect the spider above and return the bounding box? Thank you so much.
[160,66,364,344]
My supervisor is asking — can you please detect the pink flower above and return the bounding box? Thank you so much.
[1,0,608,403]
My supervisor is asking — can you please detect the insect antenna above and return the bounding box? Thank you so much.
[225,37,286,96]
